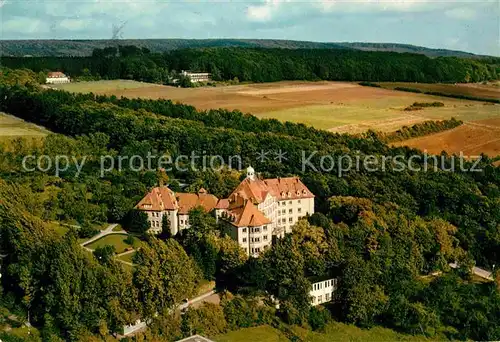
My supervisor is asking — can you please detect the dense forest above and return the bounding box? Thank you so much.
[1,45,499,84]
[0,39,488,58]
[0,69,499,341]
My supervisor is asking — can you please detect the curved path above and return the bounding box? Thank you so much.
[80,224,127,249]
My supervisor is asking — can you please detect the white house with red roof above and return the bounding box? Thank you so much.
[46,71,70,84]
[135,167,314,256]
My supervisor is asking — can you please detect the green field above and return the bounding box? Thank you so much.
[54,80,500,133]
[214,323,432,342]
[51,79,161,93]
[214,325,288,342]
[0,112,49,137]
[116,251,136,263]
[85,234,133,254]
[261,96,500,133]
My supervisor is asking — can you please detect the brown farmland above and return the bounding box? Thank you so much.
[58,80,500,156]
[378,81,500,101]
[393,119,500,158]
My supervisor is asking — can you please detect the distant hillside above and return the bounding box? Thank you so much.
[0,39,490,58]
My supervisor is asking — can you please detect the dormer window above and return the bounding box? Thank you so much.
[287,191,291,198]
[296,190,301,196]
[302,190,307,195]
[281,191,285,198]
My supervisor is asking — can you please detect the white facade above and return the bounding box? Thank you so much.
[46,74,70,84]
[181,70,211,83]
[276,197,315,235]
[310,278,338,306]
[224,222,273,257]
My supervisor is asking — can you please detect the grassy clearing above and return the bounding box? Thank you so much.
[214,325,288,342]
[0,112,49,138]
[116,251,136,263]
[259,104,406,131]
[214,322,431,342]
[47,221,70,237]
[51,79,160,93]
[112,224,124,232]
[85,233,132,254]
[292,322,432,341]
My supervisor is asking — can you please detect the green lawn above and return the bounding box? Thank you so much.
[51,80,159,93]
[292,322,433,341]
[0,112,49,138]
[85,234,132,254]
[214,325,288,342]
[112,224,124,232]
[116,251,136,263]
[214,322,433,342]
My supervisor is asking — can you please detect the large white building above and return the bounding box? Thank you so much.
[310,278,338,306]
[181,70,211,83]
[135,167,315,256]
[215,167,315,256]
[45,71,70,84]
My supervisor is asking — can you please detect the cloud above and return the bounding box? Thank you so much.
[2,16,49,34]
[246,5,273,21]
[59,18,86,31]
[246,0,292,22]
[445,7,477,20]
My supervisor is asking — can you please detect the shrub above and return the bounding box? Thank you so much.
[308,306,332,331]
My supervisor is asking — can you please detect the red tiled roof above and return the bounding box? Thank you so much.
[47,72,67,78]
[215,198,229,209]
[136,187,178,211]
[225,200,271,227]
[263,177,314,200]
[136,187,218,214]
[176,192,219,214]
[228,176,313,205]
[229,178,271,204]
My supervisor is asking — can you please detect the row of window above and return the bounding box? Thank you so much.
[312,279,336,291]
[150,221,160,228]
[242,226,268,233]
[312,292,333,304]
[279,191,307,198]
[278,200,300,206]
[151,212,161,217]
[243,235,269,243]
[251,247,261,254]
[277,208,302,216]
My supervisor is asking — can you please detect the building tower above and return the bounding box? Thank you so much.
[246,166,255,181]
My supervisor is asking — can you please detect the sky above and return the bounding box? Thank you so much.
[0,0,499,56]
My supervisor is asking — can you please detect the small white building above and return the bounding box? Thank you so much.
[310,278,338,306]
[181,70,211,83]
[46,72,70,84]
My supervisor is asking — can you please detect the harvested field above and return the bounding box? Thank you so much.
[67,80,499,132]
[392,119,500,158]
[378,82,500,101]
[54,80,500,155]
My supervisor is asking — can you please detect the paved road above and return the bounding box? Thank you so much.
[179,290,217,310]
